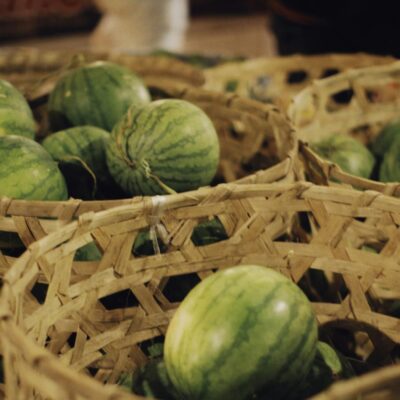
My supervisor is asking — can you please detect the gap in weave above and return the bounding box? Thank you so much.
[286,70,309,85]
[99,289,140,310]
[320,68,340,79]
[162,274,202,303]
[30,281,48,305]
[327,88,354,112]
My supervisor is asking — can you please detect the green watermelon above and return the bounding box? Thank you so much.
[164,265,318,400]
[42,125,111,189]
[292,341,355,399]
[311,135,375,179]
[74,242,102,261]
[0,80,36,138]
[371,120,400,158]
[47,61,151,132]
[379,136,400,182]
[0,135,68,200]
[106,99,220,196]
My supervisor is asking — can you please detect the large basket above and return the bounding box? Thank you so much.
[0,48,297,259]
[204,53,395,110]
[288,61,400,196]
[1,182,400,399]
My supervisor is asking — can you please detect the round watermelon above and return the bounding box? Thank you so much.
[106,99,220,196]
[0,135,68,200]
[379,135,400,182]
[47,61,151,131]
[371,120,400,158]
[164,265,318,400]
[0,80,36,138]
[311,135,375,179]
[42,125,110,182]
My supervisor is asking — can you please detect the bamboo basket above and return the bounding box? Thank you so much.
[0,48,298,258]
[0,47,205,100]
[1,182,400,399]
[204,53,395,110]
[288,61,400,196]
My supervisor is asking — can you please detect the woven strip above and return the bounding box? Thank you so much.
[204,53,395,110]
[0,182,400,398]
[288,60,400,194]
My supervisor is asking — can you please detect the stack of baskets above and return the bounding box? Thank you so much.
[1,48,400,400]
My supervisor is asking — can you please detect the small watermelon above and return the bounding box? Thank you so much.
[47,61,151,131]
[42,125,112,189]
[0,135,68,200]
[371,120,400,158]
[311,135,375,179]
[379,135,400,182]
[0,80,36,138]
[164,265,318,400]
[106,99,220,196]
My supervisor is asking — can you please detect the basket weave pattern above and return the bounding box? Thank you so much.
[1,182,400,399]
[204,53,395,110]
[289,61,400,194]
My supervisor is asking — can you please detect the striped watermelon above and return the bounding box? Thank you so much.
[379,135,400,182]
[0,80,36,138]
[0,135,68,200]
[164,265,318,400]
[311,135,375,179]
[47,61,151,132]
[106,99,220,196]
[371,120,400,158]
[42,125,111,184]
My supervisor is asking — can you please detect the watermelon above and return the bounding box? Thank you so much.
[379,136,400,182]
[47,61,151,132]
[0,135,68,200]
[106,99,220,196]
[311,135,375,179]
[74,242,102,261]
[42,125,111,189]
[292,341,355,399]
[0,80,36,138]
[164,265,318,400]
[371,120,400,158]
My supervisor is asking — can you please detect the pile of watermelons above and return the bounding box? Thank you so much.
[310,121,400,182]
[0,58,386,399]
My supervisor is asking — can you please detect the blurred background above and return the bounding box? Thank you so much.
[1,1,400,58]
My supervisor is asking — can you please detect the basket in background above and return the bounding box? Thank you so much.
[0,47,297,265]
[288,60,400,196]
[204,53,395,110]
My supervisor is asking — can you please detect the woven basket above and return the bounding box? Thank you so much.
[204,53,395,110]
[0,47,205,100]
[288,61,400,196]
[1,182,400,399]
[0,48,297,259]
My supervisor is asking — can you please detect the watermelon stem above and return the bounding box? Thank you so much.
[59,155,97,198]
[141,159,176,195]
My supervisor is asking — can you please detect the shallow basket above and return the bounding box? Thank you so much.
[0,48,297,260]
[1,182,400,399]
[288,60,400,196]
[204,53,395,110]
